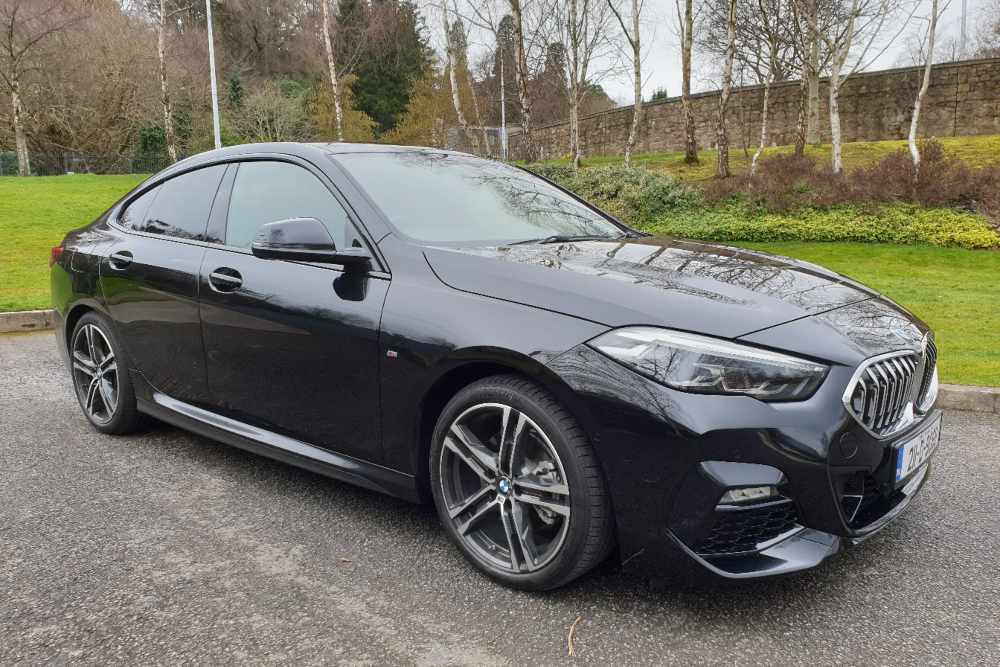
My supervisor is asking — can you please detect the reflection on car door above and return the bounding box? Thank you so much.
[101,164,229,404]
[198,160,389,464]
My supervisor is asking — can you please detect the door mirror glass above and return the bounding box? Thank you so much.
[252,218,371,268]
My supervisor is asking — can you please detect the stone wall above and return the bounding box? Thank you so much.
[509,58,1000,160]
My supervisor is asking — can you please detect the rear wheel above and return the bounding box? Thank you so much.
[430,375,615,590]
[70,312,149,435]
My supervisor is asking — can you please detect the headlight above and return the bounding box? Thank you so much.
[588,327,828,401]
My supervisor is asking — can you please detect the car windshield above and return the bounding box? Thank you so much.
[333,151,625,245]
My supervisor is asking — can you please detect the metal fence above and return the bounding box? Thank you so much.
[0,153,181,177]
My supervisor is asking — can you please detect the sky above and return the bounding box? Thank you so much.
[582,0,991,103]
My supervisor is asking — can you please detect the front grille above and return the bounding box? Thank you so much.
[695,500,801,557]
[917,336,938,409]
[847,353,920,436]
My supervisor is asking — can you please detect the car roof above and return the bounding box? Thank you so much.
[172,142,469,172]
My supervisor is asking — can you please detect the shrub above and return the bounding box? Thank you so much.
[704,140,1000,229]
[643,203,1000,250]
[528,163,702,226]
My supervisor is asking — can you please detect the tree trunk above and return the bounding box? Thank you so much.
[909,0,938,187]
[442,1,477,154]
[751,38,778,178]
[805,0,820,145]
[794,75,807,155]
[828,65,843,174]
[321,0,345,142]
[570,93,581,169]
[682,0,697,163]
[11,79,29,176]
[716,0,737,178]
[623,0,641,168]
[158,0,177,164]
[509,0,536,162]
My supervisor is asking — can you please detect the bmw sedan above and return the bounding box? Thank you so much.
[51,143,941,590]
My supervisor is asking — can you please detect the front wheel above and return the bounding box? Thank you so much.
[430,375,615,591]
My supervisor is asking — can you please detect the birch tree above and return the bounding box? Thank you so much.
[715,0,736,178]
[509,0,537,161]
[796,0,909,174]
[607,0,643,167]
[156,0,180,163]
[676,0,697,163]
[555,0,615,169]
[442,0,478,153]
[320,0,344,142]
[908,0,939,182]
[0,0,78,176]
[750,0,782,177]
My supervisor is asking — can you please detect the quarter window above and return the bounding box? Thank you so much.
[225,161,351,250]
[119,186,161,231]
[138,165,227,240]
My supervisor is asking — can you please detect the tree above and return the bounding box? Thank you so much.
[715,0,736,178]
[381,66,454,147]
[508,0,536,161]
[308,76,376,142]
[749,0,783,177]
[442,0,477,152]
[907,0,938,182]
[677,0,697,163]
[156,0,179,163]
[608,0,644,168]
[321,0,345,141]
[796,0,909,174]
[228,79,314,142]
[0,0,79,176]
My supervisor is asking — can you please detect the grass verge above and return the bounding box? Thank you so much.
[0,174,146,311]
[725,242,1000,387]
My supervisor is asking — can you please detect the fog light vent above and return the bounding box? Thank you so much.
[719,485,778,505]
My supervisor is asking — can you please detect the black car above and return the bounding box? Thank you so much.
[50,144,941,590]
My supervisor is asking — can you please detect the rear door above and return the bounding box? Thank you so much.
[198,159,389,464]
[100,164,229,404]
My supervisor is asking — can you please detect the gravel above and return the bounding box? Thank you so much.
[2,331,998,666]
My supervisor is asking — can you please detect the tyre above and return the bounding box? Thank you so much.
[70,312,150,435]
[430,374,616,591]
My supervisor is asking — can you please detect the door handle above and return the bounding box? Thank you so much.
[209,268,243,292]
[108,250,133,270]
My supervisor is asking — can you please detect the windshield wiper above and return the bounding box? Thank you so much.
[507,234,623,246]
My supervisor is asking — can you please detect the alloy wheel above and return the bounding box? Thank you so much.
[72,323,119,425]
[438,402,572,574]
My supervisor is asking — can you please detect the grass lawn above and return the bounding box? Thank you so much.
[727,242,1000,387]
[0,174,146,312]
[1,172,996,386]
[549,134,1000,182]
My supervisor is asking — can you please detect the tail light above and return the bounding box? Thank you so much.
[50,246,64,267]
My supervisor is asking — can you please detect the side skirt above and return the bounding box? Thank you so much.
[137,390,421,503]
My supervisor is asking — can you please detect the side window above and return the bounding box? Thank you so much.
[226,161,351,250]
[139,164,227,240]
[119,186,161,231]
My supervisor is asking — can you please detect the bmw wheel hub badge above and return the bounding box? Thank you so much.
[498,478,511,495]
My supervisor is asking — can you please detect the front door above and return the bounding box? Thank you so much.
[198,160,388,464]
[101,164,229,404]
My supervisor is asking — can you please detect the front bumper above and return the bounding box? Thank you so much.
[546,345,940,582]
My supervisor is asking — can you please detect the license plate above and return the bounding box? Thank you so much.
[894,415,942,484]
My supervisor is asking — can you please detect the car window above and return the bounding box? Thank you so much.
[225,161,351,251]
[333,152,623,245]
[119,186,161,231]
[138,165,227,240]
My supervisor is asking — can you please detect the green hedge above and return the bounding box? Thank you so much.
[643,204,1000,250]
[529,163,999,250]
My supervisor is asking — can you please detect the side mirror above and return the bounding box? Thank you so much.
[251,217,371,269]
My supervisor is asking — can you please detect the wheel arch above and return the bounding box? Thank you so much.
[410,352,599,504]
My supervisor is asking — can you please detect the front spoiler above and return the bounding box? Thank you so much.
[628,461,932,583]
